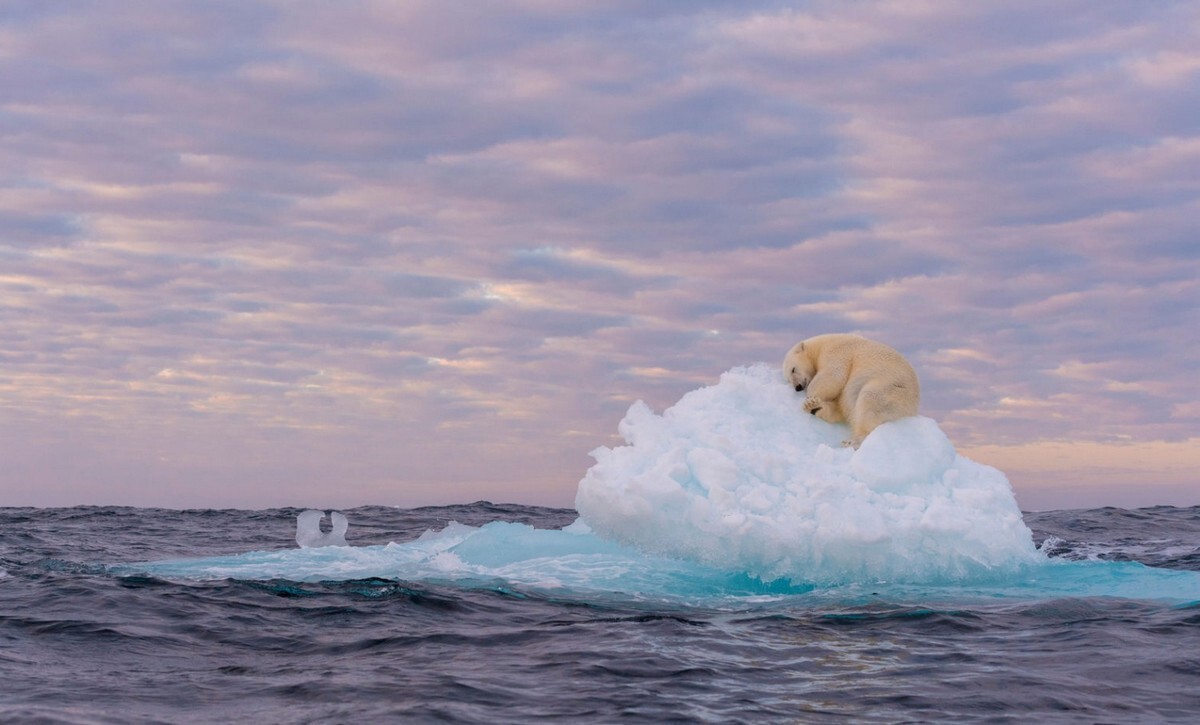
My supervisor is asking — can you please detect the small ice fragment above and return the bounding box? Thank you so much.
[296,510,349,548]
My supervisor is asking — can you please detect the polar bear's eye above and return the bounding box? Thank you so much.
[791,367,796,374]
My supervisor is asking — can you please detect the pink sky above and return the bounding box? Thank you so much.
[2,1,1197,511]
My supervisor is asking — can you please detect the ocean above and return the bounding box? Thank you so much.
[1,502,1198,723]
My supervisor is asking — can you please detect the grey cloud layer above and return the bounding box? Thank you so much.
[1,1,1197,506]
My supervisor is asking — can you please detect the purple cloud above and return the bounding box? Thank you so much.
[1,1,1197,509]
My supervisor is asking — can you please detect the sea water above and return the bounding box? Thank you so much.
[1,365,1198,721]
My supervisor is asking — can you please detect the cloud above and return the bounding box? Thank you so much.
[1,1,1197,508]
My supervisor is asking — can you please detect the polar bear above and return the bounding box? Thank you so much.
[782,333,920,448]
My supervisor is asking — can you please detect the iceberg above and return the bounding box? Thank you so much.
[576,364,1041,584]
[114,364,1200,605]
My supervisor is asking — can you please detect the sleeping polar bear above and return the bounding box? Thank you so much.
[783,333,920,448]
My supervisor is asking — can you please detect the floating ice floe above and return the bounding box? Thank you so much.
[114,364,1200,605]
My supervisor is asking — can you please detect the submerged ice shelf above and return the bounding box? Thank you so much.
[115,365,1200,606]
[116,517,1200,605]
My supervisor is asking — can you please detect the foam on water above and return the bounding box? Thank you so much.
[115,364,1200,605]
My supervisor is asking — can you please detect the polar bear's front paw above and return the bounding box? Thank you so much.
[803,396,825,416]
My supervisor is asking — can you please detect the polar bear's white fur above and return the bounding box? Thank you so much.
[783,333,920,448]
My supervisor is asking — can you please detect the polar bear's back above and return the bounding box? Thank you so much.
[831,335,919,393]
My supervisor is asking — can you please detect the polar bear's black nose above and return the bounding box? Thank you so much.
[795,383,805,392]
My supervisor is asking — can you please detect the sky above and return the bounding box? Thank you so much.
[2,1,1198,511]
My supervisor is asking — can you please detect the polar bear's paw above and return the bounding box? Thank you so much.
[803,396,825,416]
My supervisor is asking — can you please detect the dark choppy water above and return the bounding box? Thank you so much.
[1,503,1199,723]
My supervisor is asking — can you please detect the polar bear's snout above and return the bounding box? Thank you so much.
[784,352,815,394]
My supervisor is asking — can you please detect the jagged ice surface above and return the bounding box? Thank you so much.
[576,364,1042,584]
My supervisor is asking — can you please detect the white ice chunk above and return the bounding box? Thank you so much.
[575,363,1042,584]
[296,510,349,548]
[851,416,956,491]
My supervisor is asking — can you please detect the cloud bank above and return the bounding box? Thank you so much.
[1,1,1197,508]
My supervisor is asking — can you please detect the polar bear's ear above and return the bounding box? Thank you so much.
[800,342,805,352]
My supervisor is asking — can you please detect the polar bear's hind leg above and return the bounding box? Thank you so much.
[851,381,917,447]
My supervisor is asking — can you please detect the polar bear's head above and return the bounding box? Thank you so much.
[782,341,815,392]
